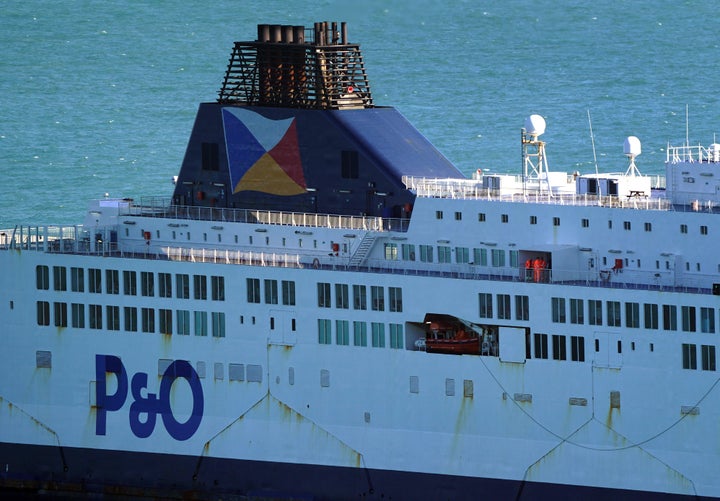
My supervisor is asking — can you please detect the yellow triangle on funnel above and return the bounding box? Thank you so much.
[233,152,306,196]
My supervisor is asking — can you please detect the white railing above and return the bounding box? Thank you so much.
[667,144,720,164]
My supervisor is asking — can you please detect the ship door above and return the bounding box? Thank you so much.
[593,332,623,368]
[269,310,297,346]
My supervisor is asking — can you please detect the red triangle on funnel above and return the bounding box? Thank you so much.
[267,120,306,188]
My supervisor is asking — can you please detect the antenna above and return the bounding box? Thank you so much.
[587,110,601,198]
[685,104,689,147]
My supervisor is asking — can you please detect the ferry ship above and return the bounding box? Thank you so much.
[2,21,720,500]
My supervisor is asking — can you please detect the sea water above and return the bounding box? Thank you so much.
[1,0,719,227]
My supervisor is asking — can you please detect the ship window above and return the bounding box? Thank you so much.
[88,268,102,294]
[436,211,443,220]
[35,266,49,290]
[384,243,398,260]
[455,247,469,264]
[389,287,403,312]
[595,339,600,352]
[623,221,631,230]
[552,335,567,360]
[141,308,155,333]
[211,276,225,301]
[682,343,697,370]
[157,308,172,335]
[571,336,585,362]
[631,342,635,351]
[438,246,451,263]
[176,310,190,335]
[478,213,486,222]
[156,230,160,239]
[625,302,640,328]
[371,322,385,348]
[353,285,367,310]
[260,279,277,304]
[172,231,176,239]
[53,266,67,291]
[645,222,652,232]
[515,295,529,321]
[581,218,589,228]
[650,343,654,352]
[401,244,415,261]
[105,269,119,294]
[341,150,358,179]
[509,250,518,268]
[551,297,566,323]
[553,217,560,227]
[455,211,462,221]
[141,271,154,297]
[680,224,688,234]
[682,306,697,332]
[419,245,434,263]
[292,319,296,331]
[479,293,493,318]
[702,345,716,371]
[533,333,548,359]
[174,273,189,299]
[701,225,708,235]
[201,142,219,171]
[570,299,584,325]
[318,319,332,344]
[371,286,385,311]
[530,215,537,225]
[53,302,67,328]
[71,303,85,328]
[71,267,84,292]
[159,273,172,298]
[606,301,621,327]
[608,220,612,229]
[124,307,137,332]
[644,303,659,329]
[656,260,660,269]
[336,320,350,345]
[353,321,367,346]
[212,312,225,337]
[589,300,602,325]
[317,282,331,308]
[617,340,622,354]
[663,304,678,331]
[474,248,487,266]
[685,262,690,271]
[89,304,102,329]
[193,275,207,300]
[501,214,509,223]
[194,311,207,336]
[700,307,715,333]
[203,233,207,242]
[282,280,296,305]
[106,306,120,331]
[497,294,511,320]
[335,284,349,309]
[491,249,505,267]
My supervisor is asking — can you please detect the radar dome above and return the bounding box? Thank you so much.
[623,136,641,157]
[524,115,546,137]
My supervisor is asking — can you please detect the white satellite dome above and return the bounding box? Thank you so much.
[524,114,546,137]
[623,136,641,157]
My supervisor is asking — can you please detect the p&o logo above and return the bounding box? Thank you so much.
[95,354,204,441]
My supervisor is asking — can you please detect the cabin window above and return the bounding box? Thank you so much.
[341,150,358,179]
[553,217,560,227]
[682,306,697,332]
[176,274,189,299]
[552,335,567,360]
[663,304,678,331]
[282,280,296,306]
[194,311,208,336]
[581,218,589,228]
[497,294,511,320]
[53,302,67,328]
[389,287,403,312]
[317,282,331,308]
[644,303,659,329]
[335,320,350,345]
[353,321,367,346]
[455,247,469,264]
[141,308,155,333]
[623,221,631,230]
[436,211,443,220]
[515,295,529,321]
[606,301,621,327]
[533,333,548,359]
[211,276,225,301]
[247,278,261,303]
[509,250,519,268]
[335,284,349,309]
[570,298,584,324]
[478,213,486,222]
[474,248,487,266]
[159,273,172,298]
[644,222,652,232]
[702,345,716,371]
[680,224,688,234]
[530,215,537,225]
[212,312,226,338]
[71,303,85,328]
[454,211,462,221]
[701,225,708,235]
[176,310,190,335]
[89,304,102,330]
[71,267,84,292]
[491,249,505,267]
[353,285,367,310]
[419,245,433,263]
[551,297,566,323]
[53,266,67,291]
[571,336,585,362]
[625,302,640,328]
[124,307,137,332]
[384,243,398,260]
[106,306,120,331]
[682,343,697,370]
[88,268,102,294]
[201,142,219,171]
[501,214,509,223]
[608,220,613,229]
[402,244,416,261]
[141,271,154,297]
[371,322,385,348]
[700,307,715,333]
[371,286,385,311]
[589,300,603,326]
[479,293,493,318]
[193,275,207,300]
[389,323,404,349]
[437,246,451,263]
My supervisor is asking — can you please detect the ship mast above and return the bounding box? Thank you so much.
[521,114,551,196]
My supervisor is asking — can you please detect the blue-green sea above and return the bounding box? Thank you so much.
[2,0,718,227]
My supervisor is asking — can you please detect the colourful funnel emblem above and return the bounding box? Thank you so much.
[222,108,306,195]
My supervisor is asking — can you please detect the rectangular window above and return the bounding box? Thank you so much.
[497,294,511,320]
[625,302,640,328]
[141,271,154,297]
[581,218,589,228]
[353,321,367,346]
[389,287,403,312]
[701,307,715,333]
[570,298,584,325]
[682,306,697,332]
[282,280,296,305]
[246,278,261,303]
[552,334,567,360]
[479,293,493,318]
[317,282,331,308]
[71,267,84,292]
[680,224,688,234]
[335,283,349,309]
[212,312,225,338]
[682,343,697,370]
[193,275,207,300]
[141,307,155,333]
[54,302,68,327]
[89,304,102,329]
[474,248,487,266]
[663,304,677,331]
[534,333,548,359]
[553,217,561,227]
[645,222,652,232]
[36,265,49,290]
[71,303,85,328]
[53,266,67,291]
[402,244,416,261]
[264,279,278,304]
[37,301,50,325]
[530,215,537,225]
[158,308,172,335]
[419,245,433,263]
[644,303,659,329]
[176,273,190,299]
[123,270,137,296]
[515,295,529,321]
[124,307,137,332]
[571,336,585,362]
[106,305,120,331]
[336,320,349,345]
[371,286,385,311]
[702,345,716,371]
[371,322,386,348]
[384,243,398,260]
[194,311,208,336]
[501,214,509,223]
[589,300,603,326]
[353,284,367,310]
[607,301,621,327]
[159,272,172,298]
[455,247,470,264]
[105,269,119,294]
[176,310,190,335]
[701,225,708,235]
[551,297,566,323]
[437,246,451,263]
[491,249,505,267]
[435,211,443,220]
[623,221,631,230]
[318,319,332,344]
[478,212,486,222]
[88,268,101,294]
[389,323,404,349]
